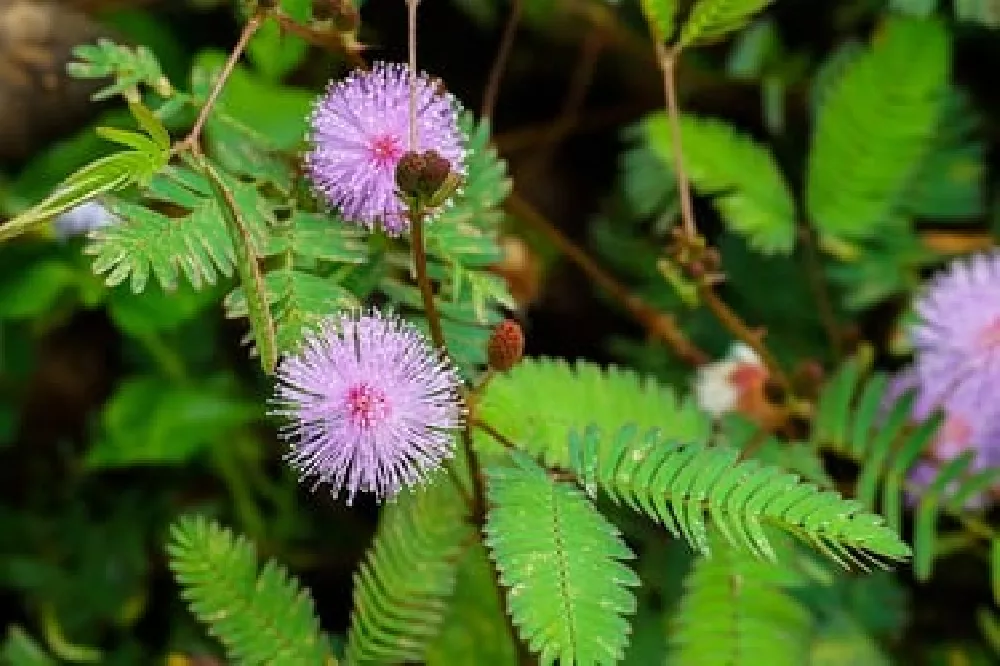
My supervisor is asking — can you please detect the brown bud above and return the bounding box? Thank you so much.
[686,261,705,280]
[395,151,426,197]
[428,76,449,97]
[487,319,525,372]
[418,150,452,196]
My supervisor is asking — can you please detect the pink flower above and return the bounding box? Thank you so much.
[305,62,466,235]
[272,310,463,504]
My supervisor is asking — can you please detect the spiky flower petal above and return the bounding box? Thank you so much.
[305,62,465,235]
[896,251,1000,507]
[912,251,1000,411]
[272,310,463,504]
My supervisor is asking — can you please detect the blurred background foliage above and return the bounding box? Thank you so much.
[1,0,1000,663]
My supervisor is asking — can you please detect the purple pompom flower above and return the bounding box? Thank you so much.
[272,310,463,504]
[305,62,466,235]
[912,251,1000,411]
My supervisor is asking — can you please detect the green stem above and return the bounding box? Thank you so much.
[408,208,447,352]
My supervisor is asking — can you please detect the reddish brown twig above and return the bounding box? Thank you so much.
[506,192,708,366]
[480,0,522,119]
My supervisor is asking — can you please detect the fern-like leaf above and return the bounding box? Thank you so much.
[0,103,170,244]
[644,114,796,254]
[428,115,511,268]
[226,267,360,355]
[345,479,474,664]
[166,515,332,665]
[67,38,172,99]
[678,0,779,48]
[811,355,1000,578]
[87,165,268,293]
[475,358,711,469]
[571,424,911,568]
[672,536,813,666]
[806,16,950,241]
[485,452,639,665]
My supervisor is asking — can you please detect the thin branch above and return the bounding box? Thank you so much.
[409,209,447,351]
[481,0,523,119]
[506,192,708,366]
[654,43,795,392]
[443,458,475,509]
[175,13,263,154]
[474,419,517,452]
[493,104,644,153]
[519,24,606,181]
[697,284,791,392]
[656,44,696,239]
[272,10,367,70]
[406,0,420,149]
[799,222,843,358]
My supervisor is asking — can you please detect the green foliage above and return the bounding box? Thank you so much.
[86,376,259,469]
[475,358,711,469]
[956,0,1000,26]
[198,157,279,373]
[890,0,939,17]
[67,39,173,100]
[345,479,474,664]
[0,104,170,244]
[6,3,1000,663]
[811,355,1000,580]
[87,165,264,293]
[570,424,911,567]
[424,544,517,666]
[644,113,797,254]
[825,219,933,311]
[902,89,986,220]
[193,50,313,151]
[247,18,310,83]
[485,453,639,665]
[640,0,678,42]
[806,16,951,242]
[167,515,332,665]
[0,627,56,666]
[672,535,814,666]
[678,0,779,48]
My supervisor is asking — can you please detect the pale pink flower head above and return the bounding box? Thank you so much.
[272,310,463,504]
[911,251,1000,411]
[889,368,1000,508]
[305,62,466,235]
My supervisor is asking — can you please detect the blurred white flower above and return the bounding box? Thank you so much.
[694,343,766,418]
[53,201,116,240]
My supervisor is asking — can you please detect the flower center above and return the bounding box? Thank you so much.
[344,382,390,430]
[368,134,404,168]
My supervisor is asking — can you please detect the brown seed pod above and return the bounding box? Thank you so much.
[487,319,525,372]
